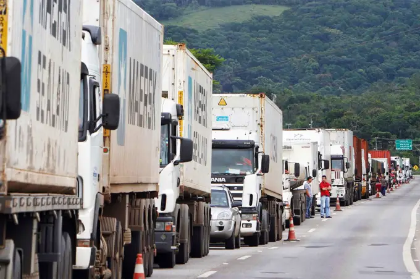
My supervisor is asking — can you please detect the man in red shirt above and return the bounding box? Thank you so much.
[319,175,332,218]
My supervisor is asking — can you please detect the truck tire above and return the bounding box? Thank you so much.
[269,216,276,242]
[225,229,235,250]
[246,233,259,247]
[278,209,283,241]
[111,221,123,279]
[13,248,21,279]
[301,202,306,222]
[158,252,175,268]
[176,216,190,264]
[259,210,269,245]
[293,215,301,226]
[235,231,241,249]
[204,224,210,256]
[123,231,141,278]
[349,191,354,205]
[191,226,204,258]
[62,233,73,279]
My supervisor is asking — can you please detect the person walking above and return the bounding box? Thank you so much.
[304,176,314,219]
[319,175,332,218]
[380,174,387,196]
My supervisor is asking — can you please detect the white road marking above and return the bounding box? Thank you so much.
[413,248,417,250]
[269,247,278,249]
[198,271,217,278]
[223,263,229,265]
[308,228,316,233]
[333,213,337,215]
[415,260,419,262]
[257,250,262,253]
[402,198,420,279]
[322,219,328,222]
[237,255,251,260]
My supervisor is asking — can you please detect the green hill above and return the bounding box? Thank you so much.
[161,5,289,32]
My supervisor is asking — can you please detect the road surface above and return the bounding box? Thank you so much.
[151,179,420,279]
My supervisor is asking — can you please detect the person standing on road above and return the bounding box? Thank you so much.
[304,176,314,219]
[380,174,387,196]
[319,175,332,219]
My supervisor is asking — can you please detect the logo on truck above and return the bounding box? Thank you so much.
[35,0,74,131]
[211,177,226,182]
[270,134,278,163]
[21,0,33,112]
[117,29,127,146]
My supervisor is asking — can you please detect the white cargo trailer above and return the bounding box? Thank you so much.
[74,1,164,277]
[211,93,283,247]
[0,1,113,278]
[156,44,212,266]
[282,142,320,225]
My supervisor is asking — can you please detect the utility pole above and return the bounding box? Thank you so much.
[375,137,378,150]
[309,116,313,129]
[286,123,292,129]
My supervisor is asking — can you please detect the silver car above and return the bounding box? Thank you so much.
[210,186,241,249]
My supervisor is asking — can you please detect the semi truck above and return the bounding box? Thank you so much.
[282,142,319,225]
[361,139,370,198]
[326,129,355,206]
[78,0,166,277]
[283,129,331,211]
[282,158,305,225]
[353,136,363,201]
[0,1,119,278]
[211,93,284,247]
[156,44,213,267]
[369,150,391,189]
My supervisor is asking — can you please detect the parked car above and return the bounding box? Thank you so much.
[210,186,241,249]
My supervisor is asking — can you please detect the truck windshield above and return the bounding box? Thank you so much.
[212,148,254,174]
[210,190,229,208]
[160,124,170,166]
[331,159,343,171]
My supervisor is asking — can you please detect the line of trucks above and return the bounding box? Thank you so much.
[0,1,414,279]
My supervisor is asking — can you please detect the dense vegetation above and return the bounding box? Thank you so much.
[138,0,420,161]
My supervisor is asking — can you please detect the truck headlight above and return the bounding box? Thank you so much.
[156,222,174,231]
[217,211,232,220]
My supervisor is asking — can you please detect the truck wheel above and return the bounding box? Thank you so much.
[235,231,241,249]
[278,210,283,241]
[176,217,190,264]
[293,215,301,226]
[12,248,21,279]
[269,216,276,242]
[225,229,236,250]
[349,191,354,205]
[246,233,259,247]
[158,252,175,268]
[191,226,204,258]
[111,221,123,279]
[143,231,150,278]
[123,231,141,278]
[300,203,305,222]
[148,245,154,277]
[62,233,73,279]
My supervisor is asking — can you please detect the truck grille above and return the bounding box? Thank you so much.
[212,183,243,201]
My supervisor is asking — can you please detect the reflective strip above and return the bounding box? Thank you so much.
[134,263,144,274]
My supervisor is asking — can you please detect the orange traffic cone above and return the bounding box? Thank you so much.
[390,186,394,192]
[375,190,381,198]
[334,195,342,211]
[284,209,300,242]
[133,254,145,279]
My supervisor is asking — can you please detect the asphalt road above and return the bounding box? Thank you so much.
[152,179,420,279]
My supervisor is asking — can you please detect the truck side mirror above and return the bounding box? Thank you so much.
[2,57,21,120]
[161,112,172,125]
[355,168,358,175]
[102,93,120,130]
[261,155,270,173]
[366,168,370,174]
[323,160,329,170]
[312,169,317,178]
[382,168,385,174]
[346,162,350,169]
[285,160,289,172]
[294,163,300,177]
[179,138,193,163]
[232,201,242,208]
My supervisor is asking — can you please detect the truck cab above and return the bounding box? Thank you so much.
[155,98,194,266]
[330,145,351,205]
[211,133,269,246]
[75,24,120,275]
